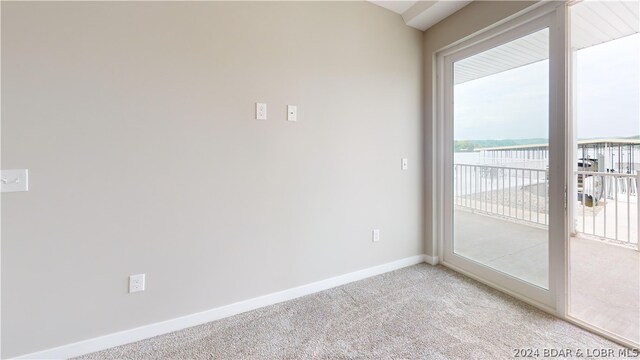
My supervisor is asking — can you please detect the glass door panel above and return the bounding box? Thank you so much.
[452,28,550,289]
[440,8,565,309]
[567,0,640,345]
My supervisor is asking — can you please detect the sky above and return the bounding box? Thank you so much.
[453,33,640,141]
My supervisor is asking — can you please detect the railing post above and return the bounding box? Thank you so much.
[636,170,639,251]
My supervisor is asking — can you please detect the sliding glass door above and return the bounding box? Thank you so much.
[438,5,567,310]
[437,1,640,348]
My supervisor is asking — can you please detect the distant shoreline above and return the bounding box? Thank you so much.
[454,136,640,152]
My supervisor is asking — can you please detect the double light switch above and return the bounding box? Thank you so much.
[256,103,297,121]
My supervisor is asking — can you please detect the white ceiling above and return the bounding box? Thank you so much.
[369,1,417,14]
[369,0,472,31]
[454,28,549,85]
[571,1,639,49]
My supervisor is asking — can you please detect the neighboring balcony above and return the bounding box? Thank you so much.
[453,163,639,344]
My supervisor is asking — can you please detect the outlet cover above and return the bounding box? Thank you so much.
[287,105,297,122]
[372,229,380,242]
[1,169,29,192]
[129,274,145,293]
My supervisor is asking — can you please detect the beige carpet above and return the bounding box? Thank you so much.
[77,264,625,359]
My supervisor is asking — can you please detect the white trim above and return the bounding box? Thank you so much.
[549,3,569,317]
[424,254,439,265]
[435,2,557,57]
[14,255,426,360]
[565,315,640,350]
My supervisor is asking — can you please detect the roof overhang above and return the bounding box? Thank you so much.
[370,1,639,85]
[454,1,640,85]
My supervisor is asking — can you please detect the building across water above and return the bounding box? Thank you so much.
[463,138,640,174]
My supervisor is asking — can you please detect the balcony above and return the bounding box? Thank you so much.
[453,163,639,344]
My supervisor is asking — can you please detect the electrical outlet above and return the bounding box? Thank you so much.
[129,274,145,293]
[372,229,380,242]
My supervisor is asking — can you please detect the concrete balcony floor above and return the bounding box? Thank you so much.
[454,209,640,344]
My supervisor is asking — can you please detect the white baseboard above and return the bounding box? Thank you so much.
[424,254,439,265]
[16,254,426,360]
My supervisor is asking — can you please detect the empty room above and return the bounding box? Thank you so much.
[1,0,639,358]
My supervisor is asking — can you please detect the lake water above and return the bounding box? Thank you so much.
[455,148,640,173]
[454,152,548,169]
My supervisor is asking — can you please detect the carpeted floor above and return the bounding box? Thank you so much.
[77,264,625,359]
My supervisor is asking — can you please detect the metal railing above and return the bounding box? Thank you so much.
[454,164,639,249]
[575,170,639,247]
[454,164,548,226]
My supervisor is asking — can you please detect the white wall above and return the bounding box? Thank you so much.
[0,2,424,357]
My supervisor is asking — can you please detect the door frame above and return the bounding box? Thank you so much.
[433,1,568,314]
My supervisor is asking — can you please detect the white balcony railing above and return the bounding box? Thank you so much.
[453,164,639,249]
[454,164,549,226]
[575,170,639,247]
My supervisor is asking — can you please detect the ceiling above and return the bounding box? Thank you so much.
[369,1,472,31]
[454,27,549,85]
[571,0,639,49]
[450,1,639,84]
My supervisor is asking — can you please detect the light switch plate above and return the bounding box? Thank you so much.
[372,229,380,242]
[1,169,29,192]
[287,105,297,122]
[401,158,408,170]
[256,103,267,120]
